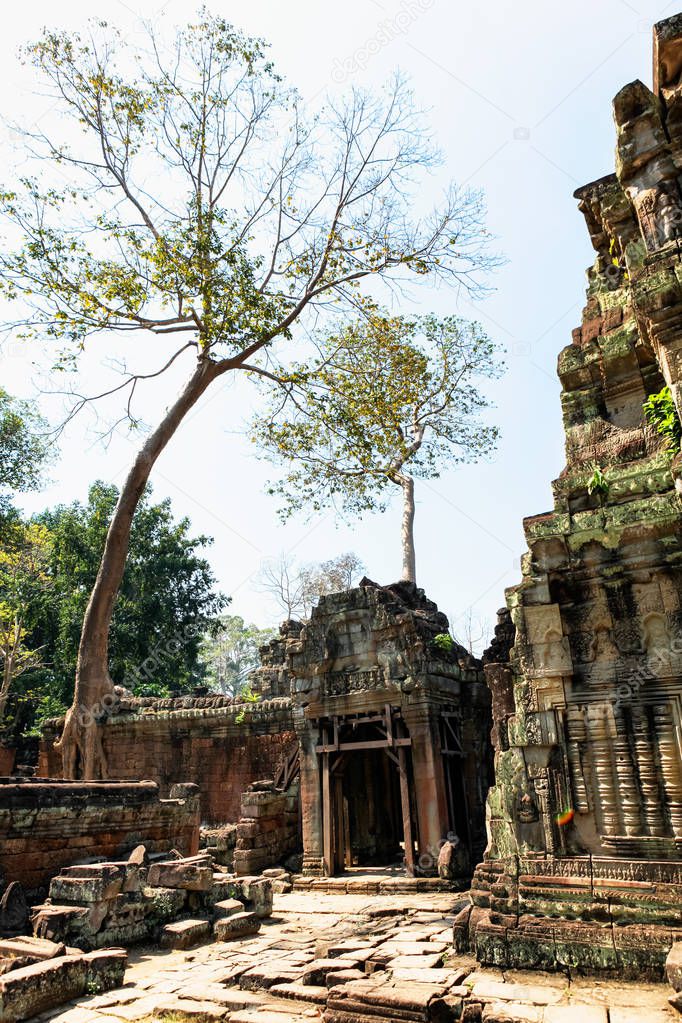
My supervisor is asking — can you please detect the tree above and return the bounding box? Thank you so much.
[253,314,502,584]
[0,522,52,723]
[199,615,275,696]
[0,389,51,495]
[0,14,496,776]
[0,389,52,534]
[32,482,227,702]
[450,606,491,658]
[258,551,365,620]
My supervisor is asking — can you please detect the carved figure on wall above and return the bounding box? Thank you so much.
[642,612,672,672]
[516,790,539,823]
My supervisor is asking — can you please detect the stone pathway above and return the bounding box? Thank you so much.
[34,890,677,1023]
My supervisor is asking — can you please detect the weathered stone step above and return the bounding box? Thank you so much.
[160,918,211,950]
[270,982,329,1003]
[0,949,126,1022]
[213,911,260,941]
[212,898,244,919]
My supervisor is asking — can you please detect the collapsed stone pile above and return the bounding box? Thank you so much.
[0,938,125,1022]
[30,848,273,951]
[233,780,299,876]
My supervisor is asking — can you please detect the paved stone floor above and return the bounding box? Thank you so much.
[35,890,678,1023]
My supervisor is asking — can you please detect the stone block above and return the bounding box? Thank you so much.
[0,948,125,1021]
[160,918,211,950]
[142,886,186,923]
[212,898,244,919]
[153,998,229,1021]
[147,860,213,891]
[60,862,140,893]
[383,952,444,971]
[239,962,304,990]
[239,877,273,918]
[544,1009,607,1023]
[301,958,361,985]
[325,968,366,987]
[213,911,260,941]
[176,986,262,1010]
[483,1003,544,1023]
[0,936,66,961]
[49,873,122,904]
[270,981,328,1003]
[667,942,682,992]
[472,982,564,1006]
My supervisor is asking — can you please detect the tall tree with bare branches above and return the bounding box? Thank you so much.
[253,314,502,584]
[0,13,497,777]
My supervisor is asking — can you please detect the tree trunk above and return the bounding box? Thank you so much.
[55,357,221,779]
[400,475,416,584]
[0,616,20,725]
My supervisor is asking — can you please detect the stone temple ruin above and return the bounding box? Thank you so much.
[5,12,682,1023]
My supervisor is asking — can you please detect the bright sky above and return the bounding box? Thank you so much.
[0,0,673,650]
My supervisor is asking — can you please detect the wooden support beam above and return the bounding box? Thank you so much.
[316,737,411,753]
[322,750,332,877]
[343,795,352,869]
[398,746,415,876]
[334,774,345,873]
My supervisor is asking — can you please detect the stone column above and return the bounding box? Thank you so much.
[403,701,449,873]
[654,703,682,839]
[294,713,324,874]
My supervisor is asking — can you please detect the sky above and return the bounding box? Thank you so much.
[0,0,675,651]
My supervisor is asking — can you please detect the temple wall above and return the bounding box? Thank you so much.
[38,697,297,825]
[460,13,682,979]
[0,779,199,897]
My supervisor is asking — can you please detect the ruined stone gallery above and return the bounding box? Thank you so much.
[4,11,682,1023]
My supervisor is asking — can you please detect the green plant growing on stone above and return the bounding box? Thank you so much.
[586,464,609,502]
[235,684,260,725]
[433,632,455,654]
[643,385,682,456]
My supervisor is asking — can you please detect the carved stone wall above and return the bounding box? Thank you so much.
[459,14,682,979]
[39,695,297,825]
[288,579,493,879]
[0,779,199,897]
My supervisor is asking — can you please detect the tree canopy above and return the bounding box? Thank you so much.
[199,614,275,696]
[31,482,227,699]
[258,551,365,620]
[253,314,502,582]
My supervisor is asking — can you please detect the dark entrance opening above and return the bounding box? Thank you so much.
[316,707,417,875]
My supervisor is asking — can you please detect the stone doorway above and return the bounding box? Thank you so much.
[316,708,417,875]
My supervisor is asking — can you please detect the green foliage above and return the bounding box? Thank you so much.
[0,388,51,495]
[29,482,227,699]
[235,683,260,725]
[0,520,53,722]
[586,464,609,499]
[199,615,275,696]
[253,312,503,521]
[433,632,455,654]
[643,386,682,455]
[0,16,494,373]
[16,684,68,738]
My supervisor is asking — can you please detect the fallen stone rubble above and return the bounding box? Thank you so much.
[0,938,125,1022]
[29,849,273,951]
